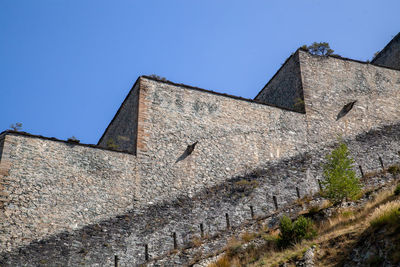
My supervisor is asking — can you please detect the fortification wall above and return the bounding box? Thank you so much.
[1,37,400,265]
[1,123,399,266]
[255,51,305,113]
[97,82,140,154]
[372,33,400,70]
[136,77,309,204]
[0,134,139,253]
[299,51,400,146]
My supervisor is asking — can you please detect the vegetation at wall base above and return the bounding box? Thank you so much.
[277,215,317,249]
[395,183,400,196]
[369,201,400,228]
[388,164,400,175]
[208,181,400,267]
[321,142,362,204]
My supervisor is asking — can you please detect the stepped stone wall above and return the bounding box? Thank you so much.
[135,78,309,204]
[1,123,399,266]
[255,51,305,113]
[372,32,400,70]
[0,33,399,266]
[299,50,400,145]
[98,82,140,154]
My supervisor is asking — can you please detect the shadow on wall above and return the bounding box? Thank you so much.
[0,137,4,162]
[1,123,400,266]
[0,160,274,266]
[175,141,198,163]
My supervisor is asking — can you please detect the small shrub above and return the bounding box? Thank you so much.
[277,215,295,248]
[225,239,243,258]
[277,215,316,248]
[67,136,80,143]
[293,216,317,241]
[369,201,400,228]
[241,231,257,242]
[106,138,119,150]
[301,42,334,56]
[10,122,22,131]
[148,74,167,81]
[388,165,400,175]
[394,184,400,196]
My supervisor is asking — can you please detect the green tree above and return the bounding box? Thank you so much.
[302,42,334,56]
[322,142,361,203]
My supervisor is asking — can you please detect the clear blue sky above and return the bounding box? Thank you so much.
[1,0,399,144]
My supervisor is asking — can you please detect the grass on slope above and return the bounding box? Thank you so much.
[209,180,400,267]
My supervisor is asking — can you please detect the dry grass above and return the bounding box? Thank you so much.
[191,236,204,248]
[240,231,258,243]
[208,255,238,267]
[207,181,400,267]
[369,200,400,227]
[295,194,313,206]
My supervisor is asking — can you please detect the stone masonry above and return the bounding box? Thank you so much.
[0,33,399,266]
[372,32,400,70]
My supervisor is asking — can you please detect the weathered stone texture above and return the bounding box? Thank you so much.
[372,32,400,70]
[1,123,399,266]
[255,51,305,113]
[0,134,138,253]
[97,82,140,154]
[1,34,400,266]
[299,51,400,146]
[136,77,309,204]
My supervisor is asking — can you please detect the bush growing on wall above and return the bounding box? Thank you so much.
[322,142,361,204]
[301,42,334,56]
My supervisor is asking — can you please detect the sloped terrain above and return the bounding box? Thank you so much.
[205,171,400,267]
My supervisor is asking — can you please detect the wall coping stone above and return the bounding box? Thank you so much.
[0,130,134,156]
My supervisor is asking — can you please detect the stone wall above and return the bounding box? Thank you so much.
[97,81,140,154]
[136,77,309,204]
[299,50,400,146]
[1,36,400,266]
[1,123,399,266]
[0,134,139,253]
[255,51,305,113]
[372,32,400,70]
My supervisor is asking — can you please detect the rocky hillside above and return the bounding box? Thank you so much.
[202,169,400,267]
[144,164,400,267]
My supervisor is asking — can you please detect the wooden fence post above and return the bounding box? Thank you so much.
[225,213,230,229]
[273,196,278,210]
